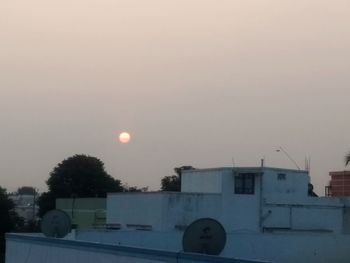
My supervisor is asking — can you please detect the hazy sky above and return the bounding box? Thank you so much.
[1,0,350,194]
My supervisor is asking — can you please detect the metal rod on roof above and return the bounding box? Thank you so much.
[231,157,235,168]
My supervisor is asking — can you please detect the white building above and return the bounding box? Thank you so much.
[6,166,350,263]
[9,194,38,223]
[105,167,344,234]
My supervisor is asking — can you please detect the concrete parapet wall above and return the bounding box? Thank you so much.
[5,233,267,263]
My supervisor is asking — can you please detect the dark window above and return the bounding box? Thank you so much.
[234,173,255,194]
[277,173,286,180]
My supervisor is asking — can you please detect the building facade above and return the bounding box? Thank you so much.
[327,171,350,196]
[56,198,106,229]
[9,194,37,223]
[6,166,350,263]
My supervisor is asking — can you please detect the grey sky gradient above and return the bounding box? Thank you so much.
[1,0,350,194]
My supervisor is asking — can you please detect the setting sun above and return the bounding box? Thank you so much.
[119,132,131,144]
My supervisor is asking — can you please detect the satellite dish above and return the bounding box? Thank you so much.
[41,209,71,238]
[182,218,226,255]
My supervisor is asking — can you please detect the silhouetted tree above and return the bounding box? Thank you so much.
[37,192,56,218]
[161,175,181,192]
[161,166,195,192]
[38,154,124,217]
[16,186,36,195]
[123,185,148,192]
[0,187,15,261]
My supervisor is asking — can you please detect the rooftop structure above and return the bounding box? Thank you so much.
[6,166,350,263]
[9,194,38,223]
[326,171,350,196]
[56,198,106,229]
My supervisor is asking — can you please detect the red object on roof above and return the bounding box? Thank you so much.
[328,171,350,196]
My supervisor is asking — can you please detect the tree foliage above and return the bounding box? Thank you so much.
[161,175,181,192]
[123,185,148,192]
[0,187,15,257]
[16,186,36,195]
[160,166,195,192]
[37,192,56,218]
[38,154,124,217]
[0,186,14,233]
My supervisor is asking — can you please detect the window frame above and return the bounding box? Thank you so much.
[277,173,286,181]
[234,173,255,195]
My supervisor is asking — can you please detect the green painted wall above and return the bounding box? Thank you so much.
[56,198,106,229]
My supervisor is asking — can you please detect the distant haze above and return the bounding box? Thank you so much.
[1,0,350,195]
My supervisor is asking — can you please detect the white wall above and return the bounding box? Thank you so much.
[6,234,262,263]
[77,230,183,251]
[221,194,260,233]
[182,169,222,193]
[262,196,345,233]
[6,238,165,263]
[262,207,291,228]
[107,193,163,229]
[291,206,342,232]
[76,230,350,263]
[103,167,350,263]
[108,168,349,235]
[262,169,309,202]
[220,168,261,233]
[160,193,223,230]
[107,192,222,232]
[225,232,350,263]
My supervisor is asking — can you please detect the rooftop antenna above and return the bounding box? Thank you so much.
[305,157,309,171]
[308,156,311,175]
[231,157,235,168]
[304,156,311,172]
[276,146,301,170]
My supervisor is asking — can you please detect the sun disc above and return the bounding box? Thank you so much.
[119,132,131,143]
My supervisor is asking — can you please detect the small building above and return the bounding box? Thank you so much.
[9,194,38,223]
[56,198,106,229]
[106,167,331,235]
[326,171,350,196]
